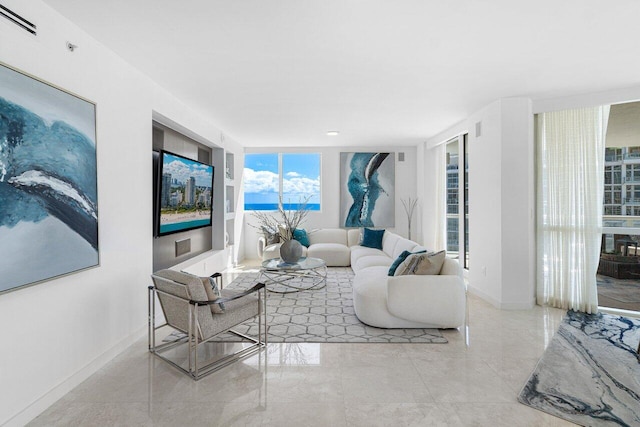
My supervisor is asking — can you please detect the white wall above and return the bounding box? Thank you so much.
[242,146,418,260]
[467,101,505,306]
[499,99,535,308]
[421,98,535,309]
[0,2,241,425]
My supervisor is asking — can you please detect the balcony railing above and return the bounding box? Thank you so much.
[624,198,640,205]
[603,215,640,229]
[605,154,623,162]
[625,176,640,184]
[625,152,640,160]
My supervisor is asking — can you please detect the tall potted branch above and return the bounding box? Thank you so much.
[401,197,418,241]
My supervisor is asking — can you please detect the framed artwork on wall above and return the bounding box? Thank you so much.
[340,152,395,228]
[0,62,99,294]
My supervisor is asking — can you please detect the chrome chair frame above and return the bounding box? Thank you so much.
[148,273,267,381]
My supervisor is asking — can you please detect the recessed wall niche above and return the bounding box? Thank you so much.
[152,122,217,271]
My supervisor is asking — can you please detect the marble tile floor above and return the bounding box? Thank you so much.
[30,266,578,426]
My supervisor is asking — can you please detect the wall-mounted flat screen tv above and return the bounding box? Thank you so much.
[156,150,214,236]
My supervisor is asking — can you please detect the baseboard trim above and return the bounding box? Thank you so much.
[467,286,501,308]
[3,325,147,427]
[468,286,535,310]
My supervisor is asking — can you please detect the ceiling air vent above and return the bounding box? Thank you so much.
[0,4,36,35]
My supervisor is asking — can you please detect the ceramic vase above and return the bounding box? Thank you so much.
[280,239,303,264]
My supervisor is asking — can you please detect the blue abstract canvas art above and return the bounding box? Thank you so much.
[340,152,395,228]
[0,64,98,293]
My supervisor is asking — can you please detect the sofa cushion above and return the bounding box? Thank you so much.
[308,228,348,246]
[354,255,393,272]
[350,246,384,267]
[440,257,463,277]
[361,228,385,249]
[347,229,361,247]
[388,249,426,276]
[293,228,310,247]
[381,231,401,257]
[307,243,351,266]
[351,245,384,258]
[386,273,466,328]
[392,238,421,259]
[394,250,447,276]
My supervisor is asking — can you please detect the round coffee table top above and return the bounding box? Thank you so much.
[261,256,326,271]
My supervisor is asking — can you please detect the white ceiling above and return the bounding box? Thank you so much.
[42,0,640,147]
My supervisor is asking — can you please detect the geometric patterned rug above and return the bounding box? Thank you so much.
[518,310,640,426]
[219,267,447,343]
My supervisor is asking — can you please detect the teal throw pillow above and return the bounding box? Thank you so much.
[361,228,385,250]
[293,228,310,247]
[388,249,426,276]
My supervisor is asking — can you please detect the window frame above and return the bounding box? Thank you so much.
[244,152,322,211]
[445,134,469,270]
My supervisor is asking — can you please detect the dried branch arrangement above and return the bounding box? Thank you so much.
[250,195,311,241]
[401,197,418,241]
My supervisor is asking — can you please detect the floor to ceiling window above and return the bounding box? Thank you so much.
[537,103,640,315]
[536,106,607,313]
[445,134,469,269]
[597,101,640,314]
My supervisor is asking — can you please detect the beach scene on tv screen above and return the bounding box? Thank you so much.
[159,153,213,234]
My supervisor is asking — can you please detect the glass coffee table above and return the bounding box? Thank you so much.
[259,257,327,293]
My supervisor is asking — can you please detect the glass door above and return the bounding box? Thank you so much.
[598,102,640,314]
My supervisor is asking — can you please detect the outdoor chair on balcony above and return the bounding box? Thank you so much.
[616,235,639,256]
[149,270,267,380]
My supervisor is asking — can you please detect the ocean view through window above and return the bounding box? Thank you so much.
[244,153,321,211]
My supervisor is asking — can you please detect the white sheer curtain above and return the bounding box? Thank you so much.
[536,106,610,313]
[433,143,447,250]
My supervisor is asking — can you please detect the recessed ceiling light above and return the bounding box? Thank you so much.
[326,131,340,136]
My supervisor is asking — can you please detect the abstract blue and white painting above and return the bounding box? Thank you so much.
[340,152,395,228]
[0,64,98,294]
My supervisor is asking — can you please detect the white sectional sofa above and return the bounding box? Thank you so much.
[261,228,358,266]
[260,228,466,329]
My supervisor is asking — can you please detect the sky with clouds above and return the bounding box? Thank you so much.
[244,153,320,205]
[163,154,213,187]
